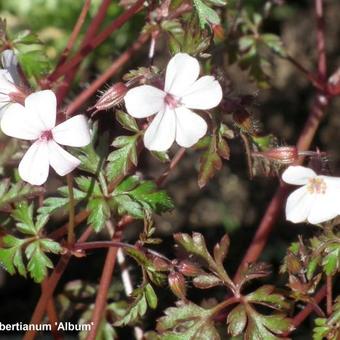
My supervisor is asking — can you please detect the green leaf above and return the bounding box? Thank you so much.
[198,135,222,188]
[261,34,286,57]
[12,202,36,235]
[114,284,156,326]
[111,176,174,218]
[322,243,340,275]
[227,304,247,336]
[157,301,220,339]
[0,180,42,209]
[145,283,158,309]
[174,232,215,266]
[246,285,290,311]
[88,198,110,232]
[213,234,230,267]
[116,110,139,132]
[0,235,26,277]
[193,0,221,28]
[106,135,139,182]
[25,241,54,283]
[193,274,223,289]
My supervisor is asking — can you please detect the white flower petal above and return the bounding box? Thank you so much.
[1,103,41,140]
[18,140,49,185]
[48,140,80,176]
[1,49,20,85]
[52,115,91,147]
[285,186,313,223]
[307,180,340,224]
[124,85,165,118]
[282,166,316,185]
[164,53,200,96]
[25,90,57,130]
[144,107,176,151]
[181,76,223,110]
[175,106,207,148]
[0,69,16,94]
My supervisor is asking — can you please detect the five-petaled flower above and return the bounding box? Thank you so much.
[0,49,24,118]
[124,53,223,151]
[282,165,340,224]
[1,90,91,185]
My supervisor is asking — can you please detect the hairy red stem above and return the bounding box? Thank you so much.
[66,32,149,116]
[47,0,145,83]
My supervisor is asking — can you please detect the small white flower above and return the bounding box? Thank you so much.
[282,165,340,224]
[124,53,223,151]
[1,90,91,185]
[0,49,23,118]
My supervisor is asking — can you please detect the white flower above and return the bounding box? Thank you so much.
[124,53,223,151]
[282,165,340,224]
[1,90,91,185]
[0,49,22,118]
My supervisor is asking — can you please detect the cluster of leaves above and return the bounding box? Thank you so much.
[153,232,293,339]
[0,202,62,282]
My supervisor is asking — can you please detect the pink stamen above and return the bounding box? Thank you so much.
[164,93,180,109]
[40,130,53,141]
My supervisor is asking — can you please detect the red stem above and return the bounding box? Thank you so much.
[23,227,92,340]
[326,275,333,315]
[47,0,145,83]
[86,229,123,340]
[315,0,327,81]
[292,285,327,329]
[56,0,92,68]
[66,32,149,116]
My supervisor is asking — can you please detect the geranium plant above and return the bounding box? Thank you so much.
[0,0,339,339]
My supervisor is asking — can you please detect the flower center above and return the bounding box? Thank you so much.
[306,177,327,194]
[164,93,180,109]
[40,130,53,141]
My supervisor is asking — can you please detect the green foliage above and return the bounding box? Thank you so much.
[157,301,220,339]
[198,124,232,188]
[106,135,139,182]
[114,284,158,326]
[313,297,340,340]
[227,286,293,339]
[193,0,226,28]
[0,203,62,282]
[111,176,174,219]
[11,30,51,83]
[0,179,43,210]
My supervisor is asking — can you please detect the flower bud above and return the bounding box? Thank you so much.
[152,256,170,272]
[328,67,340,96]
[168,271,187,300]
[252,146,298,164]
[91,82,128,113]
[177,260,201,277]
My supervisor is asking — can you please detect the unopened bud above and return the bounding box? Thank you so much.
[212,24,225,41]
[328,67,340,96]
[177,260,201,277]
[91,82,128,113]
[168,271,186,300]
[252,146,298,164]
[153,256,170,271]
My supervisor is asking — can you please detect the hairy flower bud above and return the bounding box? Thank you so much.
[168,271,186,300]
[177,260,201,277]
[252,146,298,164]
[92,82,128,113]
